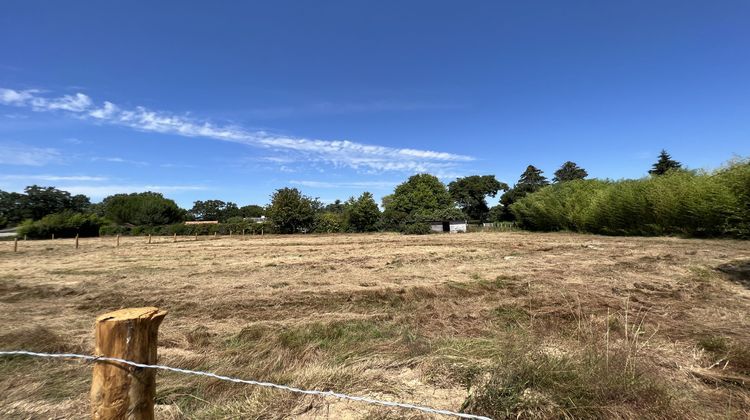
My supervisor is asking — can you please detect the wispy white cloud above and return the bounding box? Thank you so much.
[0,174,108,182]
[0,143,61,166]
[0,87,473,173]
[3,113,29,120]
[92,156,150,166]
[159,163,196,169]
[290,180,397,189]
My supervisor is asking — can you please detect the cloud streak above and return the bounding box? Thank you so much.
[290,180,397,189]
[0,143,61,166]
[0,174,108,182]
[0,87,473,173]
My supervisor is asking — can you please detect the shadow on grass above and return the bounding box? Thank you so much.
[717,259,750,289]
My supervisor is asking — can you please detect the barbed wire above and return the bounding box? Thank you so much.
[0,350,492,420]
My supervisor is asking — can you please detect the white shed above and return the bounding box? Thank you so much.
[429,220,468,233]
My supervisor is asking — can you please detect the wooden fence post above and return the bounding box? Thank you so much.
[242,229,245,237]
[148,234,152,244]
[91,307,167,420]
[195,232,198,241]
[14,237,18,252]
[173,233,177,243]
[52,233,55,240]
[214,232,217,239]
[116,234,120,248]
[24,234,27,241]
[75,234,79,249]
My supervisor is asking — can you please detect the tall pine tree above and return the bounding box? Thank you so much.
[516,165,549,193]
[553,161,588,182]
[497,165,549,221]
[649,150,682,175]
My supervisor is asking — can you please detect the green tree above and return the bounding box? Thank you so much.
[553,161,588,183]
[190,200,240,222]
[649,150,682,176]
[448,175,508,221]
[324,199,346,214]
[487,204,504,223]
[382,174,454,228]
[345,192,381,232]
[19,185,91,221]
[314,212,343,233]
[516,165,549,193]
[101,192,183,225]
[267,187,320,233]
[499,166,549,221]
[239,204,265,218]
[0,190,25,227]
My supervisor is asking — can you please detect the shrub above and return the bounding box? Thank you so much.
[510,160,749,238]
[17,211,108,239]
[99,224,130,236]
[402,223,432,235]
[314,212,343,233]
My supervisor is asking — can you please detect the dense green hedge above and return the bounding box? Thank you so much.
[402,223,432,235]
[17,212,108,239]
[99,221,274,236]
[510,161,750,238]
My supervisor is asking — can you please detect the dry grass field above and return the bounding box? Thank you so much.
[1,232,749,419]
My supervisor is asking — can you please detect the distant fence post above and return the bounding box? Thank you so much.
[214,232,217,239]
[195,232,198,241]
[24,234,27,241]
[14,237,18,252]
[52,233,55,240]
[116,234,120,248]
[173,233,177,243]
[148,234,152,244]
[242,229,245,237]
[90,307,167,420]
[75,234,79,249]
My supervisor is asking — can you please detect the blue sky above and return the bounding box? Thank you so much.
[1,1,749,208]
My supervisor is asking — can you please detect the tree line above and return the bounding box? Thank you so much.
[2,150,748,238]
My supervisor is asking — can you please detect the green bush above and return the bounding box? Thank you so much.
[99,224,130,236]
[314,212,343,233]
[18,212,108,239]
[98,220,275,237]
[402,223,432,235]
[510,160,749,238]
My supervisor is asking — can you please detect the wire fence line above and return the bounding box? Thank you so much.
[0,350,493,420]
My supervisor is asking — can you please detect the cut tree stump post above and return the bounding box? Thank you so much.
[75,234,79,249]
[91,307,167,420]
